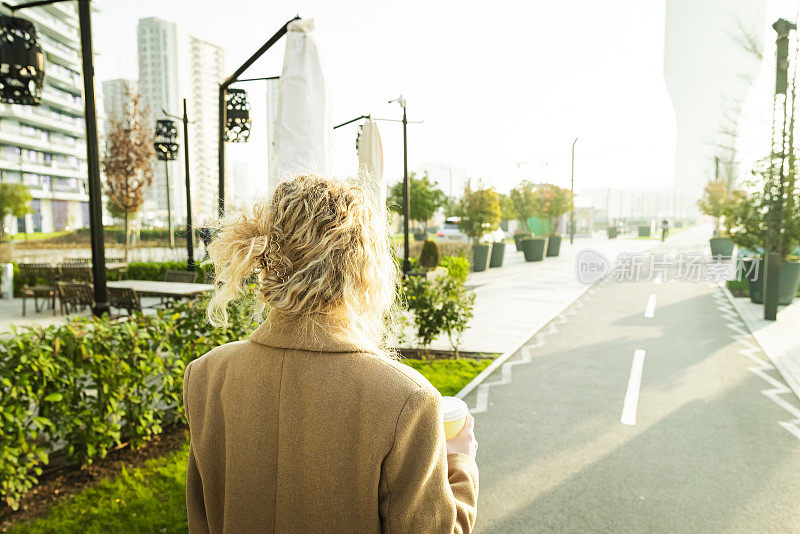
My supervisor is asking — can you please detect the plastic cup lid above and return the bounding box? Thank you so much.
[441,396,468,422]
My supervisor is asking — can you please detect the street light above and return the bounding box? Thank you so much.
[223,88,251,143]
[0,14,44,104]
[154,119,178,249]
[163,99,196,271]
[389,95,411,274]
[1,0,108,315]
[570,137,578,244]
[218,16,299,217]
[764,18,797,321]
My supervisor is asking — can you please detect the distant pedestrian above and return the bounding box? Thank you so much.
[661,218,669,242]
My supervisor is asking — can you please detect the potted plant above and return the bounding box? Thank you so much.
[521,236,547,261]
[698,176,736,258]
[456,180,502,272]
[509,181,536,251]
[532,183,573,257]
[727,165,800,305]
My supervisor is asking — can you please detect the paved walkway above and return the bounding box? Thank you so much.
[398,234,658,354]
[463,228,800,532]
[0,296,162,333]
[725,288,800,403]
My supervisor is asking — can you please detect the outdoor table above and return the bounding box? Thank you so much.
[107,280,213,299]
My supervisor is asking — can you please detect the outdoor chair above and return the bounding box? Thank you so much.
[164,270,198,283]
[62,258,90,265]
[58,264,93,283]
[161,270,199,305]
[56,282,94,315]
[108,287,141,316]
[19,263,58,316]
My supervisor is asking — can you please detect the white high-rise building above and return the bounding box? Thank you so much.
[664,0,766,217]
[101,79,137,124]
[0,2,88,234]
[137,17,224,227]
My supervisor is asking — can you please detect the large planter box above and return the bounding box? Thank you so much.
[489,242,506,268]
[638,226,651,238]
[608,227,618,239]
[521,237,546,262]
[472,244,490,272]
[709,237,734,258]
[513,233,531,252]
[746,259,800,305]
[546,235,562,257]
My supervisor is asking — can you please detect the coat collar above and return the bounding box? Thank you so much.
[248,314,376,355]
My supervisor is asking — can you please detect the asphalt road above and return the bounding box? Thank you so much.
[466,227,800,533]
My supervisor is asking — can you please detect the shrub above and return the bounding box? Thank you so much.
[440,256,469,285]
[403,269,475,355]
[418,240,440,271]
[0,295,257,510]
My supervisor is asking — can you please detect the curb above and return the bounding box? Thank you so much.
[718,282,800,403]
[455,279,597,400]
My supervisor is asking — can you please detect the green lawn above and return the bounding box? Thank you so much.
[8,357,491,533]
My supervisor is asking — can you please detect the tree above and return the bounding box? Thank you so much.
[697,176,738,236]
[0,183,32,239]
[455,180,501,243]
[387,172,446,235]
[509,180,536,233]
[101,91,154,256]
[532,183,573,236]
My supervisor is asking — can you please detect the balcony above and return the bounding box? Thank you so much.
[0,126,85,158]
[3,105,85,137]
[25,10,79,45]
[40,38,81,70]
[42,88,84,115]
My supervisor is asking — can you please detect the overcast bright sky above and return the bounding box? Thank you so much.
[92,0,678,195]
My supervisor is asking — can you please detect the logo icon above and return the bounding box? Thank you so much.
[575,248,610,284]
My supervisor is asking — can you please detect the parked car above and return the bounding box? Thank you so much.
[436,217,505,242]
[437,217,468,241]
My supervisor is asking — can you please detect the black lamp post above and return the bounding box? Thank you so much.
[1,0,108,315]
[764,18,797,321]
[388,96,411,274]
[570,137,578,244]
[154,119,178,249]
[217,16,298,217]
[162,99,195,271]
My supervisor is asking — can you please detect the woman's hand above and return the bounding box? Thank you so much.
[446,414,478,458]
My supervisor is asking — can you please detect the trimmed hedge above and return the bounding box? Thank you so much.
[0,296,257,510]
[119,261,214,283]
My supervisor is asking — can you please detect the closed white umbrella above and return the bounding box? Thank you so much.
[356,118,385,209]
[270,18,331,195]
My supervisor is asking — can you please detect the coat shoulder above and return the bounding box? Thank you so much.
[355,353,440,399]
[185,339,257,379]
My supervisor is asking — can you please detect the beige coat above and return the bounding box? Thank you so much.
[183,320,479,533]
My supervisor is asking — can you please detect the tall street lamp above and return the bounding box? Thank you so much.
[570,137,578,244]
[153,119,178,248]
[217,17,298,217]
[389,95,411,274]
[1,0,108,315]
[764,18,797,321]
[162,99,196,270]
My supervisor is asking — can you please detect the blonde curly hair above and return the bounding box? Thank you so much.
[206,174,398,353]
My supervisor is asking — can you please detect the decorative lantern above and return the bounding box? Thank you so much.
[154,119,179,161]
[0,15,45,106]
[224,88,251,143]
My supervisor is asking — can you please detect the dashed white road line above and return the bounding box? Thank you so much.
[644,294,657,318]
[621,349,646,425]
